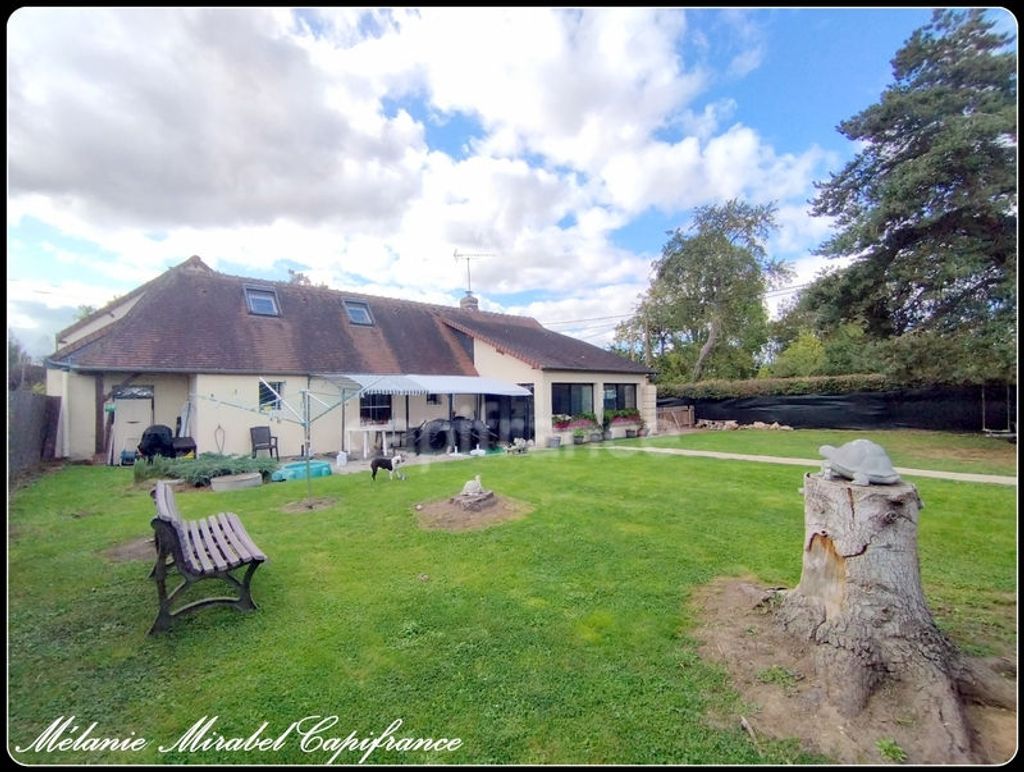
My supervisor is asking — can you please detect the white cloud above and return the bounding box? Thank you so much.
[8,8,428,229]
[600,126,831,215]
[8,7,842,356]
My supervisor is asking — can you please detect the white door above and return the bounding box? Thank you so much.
[113,398,154,461]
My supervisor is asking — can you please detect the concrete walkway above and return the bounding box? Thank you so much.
[604,445,1018,486]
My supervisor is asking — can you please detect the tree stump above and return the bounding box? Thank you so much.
[775,473,1011,763]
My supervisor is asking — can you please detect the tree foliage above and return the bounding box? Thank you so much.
[288,269,329,288]
[806,9,1016,377]
[616,199,788,382]
[9,331,32,372]
[762,330,826,378]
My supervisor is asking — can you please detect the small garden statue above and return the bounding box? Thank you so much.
[819,438,900,485]
[461,475,484,496]
[451,474,494,511]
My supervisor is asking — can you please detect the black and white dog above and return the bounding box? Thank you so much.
[370,453,406,481]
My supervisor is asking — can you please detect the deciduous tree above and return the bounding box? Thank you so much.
[616,199,788,381]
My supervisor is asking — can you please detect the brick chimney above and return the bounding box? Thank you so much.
[459,291,479,311]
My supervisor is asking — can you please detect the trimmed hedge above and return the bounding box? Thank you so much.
[658,374,894,400]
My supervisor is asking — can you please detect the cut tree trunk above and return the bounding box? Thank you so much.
[775,473,1013,764]
[691,317,720,382]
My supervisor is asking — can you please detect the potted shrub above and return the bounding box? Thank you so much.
[572,428,586,445]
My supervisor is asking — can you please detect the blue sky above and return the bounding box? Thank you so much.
[7,7,1015,357]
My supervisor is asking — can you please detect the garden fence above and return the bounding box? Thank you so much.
[8,390,60,479]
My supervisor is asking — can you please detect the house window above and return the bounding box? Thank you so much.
[360,393,392,423]
[603,384,637,411]
[245,287,280,316]
[259,381,284,412]
[551,383,593,416]
[426,393,442,405]
[344,300,374,326]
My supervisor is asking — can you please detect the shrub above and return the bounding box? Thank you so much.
[659,373,894,400]
[133,453,279,487]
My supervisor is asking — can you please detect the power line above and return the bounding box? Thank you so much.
[541,313,633,326]
[764,283,810,297]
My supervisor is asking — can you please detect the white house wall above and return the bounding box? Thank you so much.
[50,370,98,460]
[46,357,654,462]
[469,338,655,444]
[46,369,194,460]
[539,369,656,443]
[472,339,542,389]
[192,374,328,457]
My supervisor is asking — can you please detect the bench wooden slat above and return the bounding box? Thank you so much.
[226,513,266,562]
[215,513,266,563]
[185,519,216,574]
[212,513,254,563]
[197,516,231,571]
[156,483,183,523]
[204,516,243,569]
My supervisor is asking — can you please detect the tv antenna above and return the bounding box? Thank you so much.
[453,249,495,294]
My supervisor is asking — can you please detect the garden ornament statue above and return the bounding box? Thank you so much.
[819,439,901,486]
[461,475,484,496]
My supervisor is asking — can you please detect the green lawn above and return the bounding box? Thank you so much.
[8,445,1017,764]
[614,428,1018,476]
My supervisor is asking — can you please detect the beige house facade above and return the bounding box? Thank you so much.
[46,257,655,461]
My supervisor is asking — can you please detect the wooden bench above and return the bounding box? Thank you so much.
[148,480,267,634]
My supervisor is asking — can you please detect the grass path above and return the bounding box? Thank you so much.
[604,445,1017,485]
[611,428,1018,476]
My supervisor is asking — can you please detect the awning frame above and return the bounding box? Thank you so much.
[314,373,531,397]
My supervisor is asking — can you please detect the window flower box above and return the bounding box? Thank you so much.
[552,413,599,432]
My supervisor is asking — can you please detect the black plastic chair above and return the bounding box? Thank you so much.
[250,426,279,459]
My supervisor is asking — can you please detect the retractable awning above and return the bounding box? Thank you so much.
[316,373,531,397]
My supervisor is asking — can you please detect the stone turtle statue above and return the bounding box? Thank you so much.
[461,474,484,496]
[819,439,901,486]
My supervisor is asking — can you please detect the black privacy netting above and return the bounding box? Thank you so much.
[658,385,1017,432]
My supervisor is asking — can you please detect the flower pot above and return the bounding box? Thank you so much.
[625,429,638,439]
[590,432,603,443]
[547,436,562,448]
[573,435,585,445]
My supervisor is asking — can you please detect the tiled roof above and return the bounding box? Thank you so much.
[49,257,651,377]
[438,309,652,374]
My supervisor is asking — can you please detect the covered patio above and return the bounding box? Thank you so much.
[314,373,534,458]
